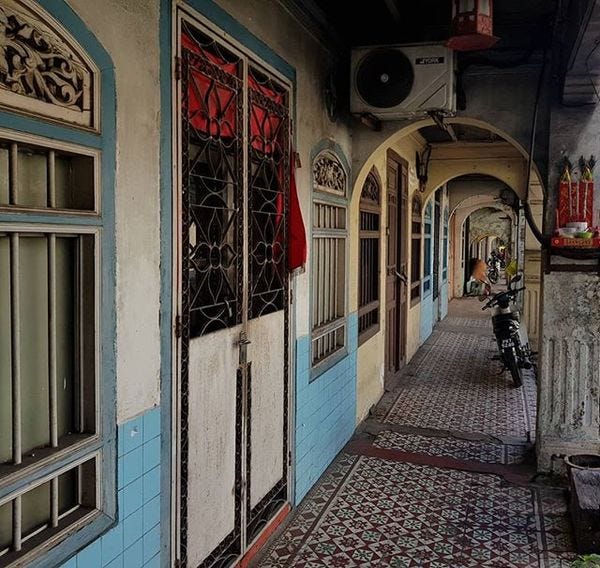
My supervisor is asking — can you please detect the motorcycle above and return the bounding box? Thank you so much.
[480,275,533,388]
[486,253,501,284]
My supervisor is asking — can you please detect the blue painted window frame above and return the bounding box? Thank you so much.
[310,142,350,381]
[422,201,433,297]
[0,1,117,566]
[442,206,449,281]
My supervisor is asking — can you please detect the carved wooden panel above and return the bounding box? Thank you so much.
[313,151,346,196]
[0,0,96,129]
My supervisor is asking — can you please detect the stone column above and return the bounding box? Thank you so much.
[537,270,600,470]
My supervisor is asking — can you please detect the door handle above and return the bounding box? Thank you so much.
[238,331,251,365]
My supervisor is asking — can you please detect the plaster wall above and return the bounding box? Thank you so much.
[67,0,161,422]
[538,272,600,469]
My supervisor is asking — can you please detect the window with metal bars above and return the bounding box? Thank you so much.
[0,133,103,566]
[443,207,449,281]
[410,195,422,305]
[311,150,347,370]
[181,21,290,336]
[358,170,381,344]
[422,201,432,296]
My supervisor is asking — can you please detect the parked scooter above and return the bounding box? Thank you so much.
[486,251,501,284]
[480,275,532,387]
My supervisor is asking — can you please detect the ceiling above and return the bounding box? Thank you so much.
[308,0,557,54]
[418,123,503,144]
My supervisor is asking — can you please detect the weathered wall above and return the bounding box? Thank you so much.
[537,100,600,470]
[538,272,600,468]
[67,0,162,422]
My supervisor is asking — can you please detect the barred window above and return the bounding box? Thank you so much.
[443,207,449,280]
[311,151,347,369]
[0,3,114,563]
[358,170,381,344]
[410,195,422,305]
[0,133,103,566]
[422,200,432,296]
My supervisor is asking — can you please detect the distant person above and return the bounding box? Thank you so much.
[465,258,491,296]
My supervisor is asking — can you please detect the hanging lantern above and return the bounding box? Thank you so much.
[447,0,499,51]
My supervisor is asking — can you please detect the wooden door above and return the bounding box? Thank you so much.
[385,151,408,388]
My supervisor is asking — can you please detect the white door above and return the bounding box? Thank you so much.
[175,11,291,567]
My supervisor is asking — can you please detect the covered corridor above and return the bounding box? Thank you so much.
[254,298,575,567]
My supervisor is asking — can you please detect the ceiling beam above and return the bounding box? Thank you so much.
[383,0,403,24]
[277,0,347,53]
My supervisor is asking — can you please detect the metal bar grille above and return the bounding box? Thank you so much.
[0,457,96,562]
[358,171,381,340]
[0,138,94,212]
[312,197,346,365]
[9,232,21,466]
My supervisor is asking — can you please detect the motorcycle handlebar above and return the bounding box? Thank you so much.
[481,286,526,310]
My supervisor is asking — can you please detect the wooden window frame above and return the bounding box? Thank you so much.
[358,169,381,346]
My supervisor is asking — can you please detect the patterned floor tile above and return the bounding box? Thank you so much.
[255,456,575,567]
[373,431,532,465]
[254,298,571,568]
[381,323,537,439]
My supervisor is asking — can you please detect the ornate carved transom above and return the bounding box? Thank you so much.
[0,0,95,128]
[361,170,380,204]
[313,151,346,195]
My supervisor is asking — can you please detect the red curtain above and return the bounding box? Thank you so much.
[183,32,306,272]
[288,153,307,271]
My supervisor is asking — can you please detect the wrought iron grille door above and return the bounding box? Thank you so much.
[177,14,291,568]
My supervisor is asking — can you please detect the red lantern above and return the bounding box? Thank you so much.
[447,0,499,51]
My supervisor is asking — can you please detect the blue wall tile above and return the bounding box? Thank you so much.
[294,313,358,504]
[102,523,123,565]
[123,539,144,568]
[105,556,123,568]
[123,509,144,550]
[60,408,162,568]
[142,525,161,563]
[76,539,102,568]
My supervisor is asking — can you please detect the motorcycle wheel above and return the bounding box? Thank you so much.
[504,348,523,388]
[488,270,499,284]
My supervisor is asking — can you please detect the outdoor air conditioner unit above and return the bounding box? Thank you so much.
[350,43,456,119]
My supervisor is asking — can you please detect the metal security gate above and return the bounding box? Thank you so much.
[174,11,291,568]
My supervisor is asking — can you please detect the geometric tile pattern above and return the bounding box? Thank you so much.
[381,330,536,440]
[60,407,162,568]
[373,431,531,465]
[255,299,569,567]
[255,455,576,568]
